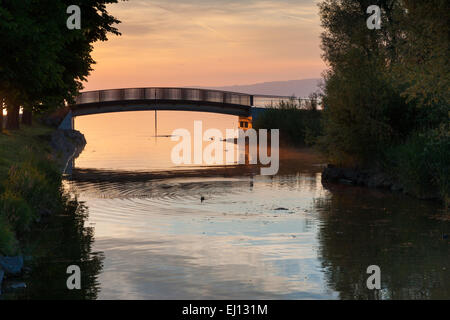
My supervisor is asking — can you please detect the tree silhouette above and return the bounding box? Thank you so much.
[0,0,122,129]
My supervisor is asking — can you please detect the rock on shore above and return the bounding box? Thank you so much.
[0,256,24,275]
[0,255,24,295]
[322,165,442,200]
[322,165,398,190]
[51,129,87,173]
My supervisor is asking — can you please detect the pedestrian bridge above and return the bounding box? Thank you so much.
[60,87,299,130]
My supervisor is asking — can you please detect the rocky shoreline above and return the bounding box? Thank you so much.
[51,129,87,174]
[0,128,86,296]
[322,164,439,200]
[0,255,25,296]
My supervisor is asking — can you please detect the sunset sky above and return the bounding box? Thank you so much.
[84,0,325,91]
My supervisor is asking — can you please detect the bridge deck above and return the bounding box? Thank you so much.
[75,87,252,107]
[61,87,308,129]
[72,87,299,110]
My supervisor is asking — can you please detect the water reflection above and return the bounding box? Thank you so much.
[316,184,450,300]
[73,111,241,171]
[63,165,449,299]
[13,199,104,300]
[20,111,448,300]
[65,167,335,299]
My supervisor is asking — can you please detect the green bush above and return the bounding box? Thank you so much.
[0,148,64,254]
[317,57,414,167]
[0,215,19,256]
[317,0,449,206]
[426,124,450,204]
[385,124,450,202]
[0,191,35,234]
[4,159,62,216]
[254,101,322,147]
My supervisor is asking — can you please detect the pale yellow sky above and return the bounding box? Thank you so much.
[84,0,325,91]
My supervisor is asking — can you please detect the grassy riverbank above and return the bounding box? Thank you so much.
[0,123,63,255]
[0,122,102,299]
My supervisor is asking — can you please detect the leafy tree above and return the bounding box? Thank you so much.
[0,0,121,129]
[0,0,60,129]
[395,0,449,109]
[318,0,449,202]
[318,0,410,165]
[37,0,122,109]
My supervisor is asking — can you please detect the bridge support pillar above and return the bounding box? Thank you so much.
[59,111,74,130]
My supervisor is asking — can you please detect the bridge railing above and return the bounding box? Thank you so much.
[75,88,252,107]
[253,95,320,109]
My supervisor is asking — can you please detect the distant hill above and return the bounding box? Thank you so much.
[199,79,322,97]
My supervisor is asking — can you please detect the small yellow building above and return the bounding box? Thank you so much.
[238,116,252,130]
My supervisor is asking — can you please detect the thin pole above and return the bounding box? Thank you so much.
[154,91,157,137]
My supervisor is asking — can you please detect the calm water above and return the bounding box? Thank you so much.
[16,111,450,300]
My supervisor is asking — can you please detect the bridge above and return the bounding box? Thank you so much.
[59,87,299,130]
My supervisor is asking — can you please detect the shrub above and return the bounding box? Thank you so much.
[0,126,65,255]
[4,159,62,216]
[0,191,35,234]
[0,153,64,254]
[254,105,322,147]
[424,124,450,204]
[0,215,19,256]
[385,124,450,202]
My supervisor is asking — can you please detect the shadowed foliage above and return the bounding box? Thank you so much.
[317,0,449,203]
